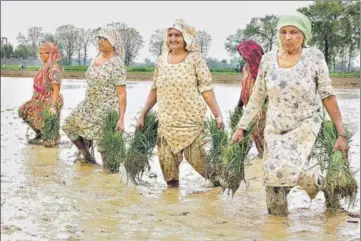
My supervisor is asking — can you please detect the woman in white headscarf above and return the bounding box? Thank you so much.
[135,19,223,187]
[63,26,127,168]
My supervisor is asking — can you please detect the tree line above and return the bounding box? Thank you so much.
[1,1,359,71]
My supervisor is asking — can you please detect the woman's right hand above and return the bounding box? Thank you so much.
[231,128,244,144]
[135,115,145,130]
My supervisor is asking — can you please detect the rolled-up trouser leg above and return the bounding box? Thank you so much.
[157,137,183,184]
[184,134,206,178]
[265,186,291,216]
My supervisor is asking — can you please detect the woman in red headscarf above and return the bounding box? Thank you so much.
[18,42,63,147]
[236,40,267,158]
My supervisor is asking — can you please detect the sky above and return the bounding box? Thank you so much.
[1,1,312,62]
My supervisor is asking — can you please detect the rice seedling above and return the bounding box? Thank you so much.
[314,119,357,210]
[229,107,243,133]
[220,126,253,196]
[99,110,126,174]
[205,108,254,195]
[204,118,229,186]
[124,111,158,184]
[42,108,60,146]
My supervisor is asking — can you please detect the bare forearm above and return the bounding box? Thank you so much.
[140,89,157,117]
[116,85,127,121]
[322,95,345,135]
[51,84,60,107]
[202,90,222,117]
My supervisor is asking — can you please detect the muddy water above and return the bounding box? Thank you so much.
[1,78,360,241]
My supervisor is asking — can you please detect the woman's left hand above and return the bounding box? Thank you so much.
[50,106,57,115]
[116,119,125,132]
[333,136,349,161]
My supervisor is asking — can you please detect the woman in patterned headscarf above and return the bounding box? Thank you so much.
[62,26,127,168]
[231,13,349,215]
[18,42,63,147]
[236,40,266,158]
[135,19,224,187]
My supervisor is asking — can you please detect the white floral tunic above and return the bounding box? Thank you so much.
[152,51,213,154]
[62,56,126,144]
[238,47,334,187]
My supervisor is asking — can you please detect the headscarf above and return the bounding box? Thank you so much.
[163,19,199,52]
[237,40,264,80]
[96,26,125,59]
[33,42,61,93]
[277,12,312,47]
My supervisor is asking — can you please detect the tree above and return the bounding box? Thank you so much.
[149,29,164,57]
[225,29,245,57]
[243,14,278,51]
[13,45,31,59]
[106,22,144,66]
[341,1,360,72]
[41,33,56,43]
[144,58,153,66]
[16,33,27,45]
[55,24,79,65]
[196,30,212,57]
[298,1,344,66]
[81,29,94,65]
[1,44,14,59]
[27,26,43,47]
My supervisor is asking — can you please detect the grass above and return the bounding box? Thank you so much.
[99,110,126,174]
[314,118,357,210]
[124,111,158,184]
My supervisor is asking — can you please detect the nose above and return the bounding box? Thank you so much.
[284,33,292,40]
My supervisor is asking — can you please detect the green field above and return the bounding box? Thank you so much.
[1,64,359,77]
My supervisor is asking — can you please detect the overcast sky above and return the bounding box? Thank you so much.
[1,1,311,62]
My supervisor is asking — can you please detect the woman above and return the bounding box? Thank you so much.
[236,40,266,158]
[231,13,349,215]
[62,26,127,168]
[135,19,224,187]
[18,42,63,147]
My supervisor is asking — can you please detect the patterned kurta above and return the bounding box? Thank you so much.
[238,47,334,187]
[152,51,213,154]
[240,64,267,156]
[62,56,126,146]
[18,63,63,130]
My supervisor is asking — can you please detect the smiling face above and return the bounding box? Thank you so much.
[279,25,304,52]
[167,28,186,51]
[97,36,114,53]
[38,48,50,63]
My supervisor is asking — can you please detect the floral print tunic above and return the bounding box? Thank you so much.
[18,63,63,130]
[237,47,334,187]
[62,56,126,144]
[152,51,213,154]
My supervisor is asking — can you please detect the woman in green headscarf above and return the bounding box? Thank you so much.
[231,13,349,215]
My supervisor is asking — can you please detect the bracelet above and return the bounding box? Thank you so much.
[338,133,347,138]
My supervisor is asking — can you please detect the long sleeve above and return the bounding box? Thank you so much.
[237,56,267,131]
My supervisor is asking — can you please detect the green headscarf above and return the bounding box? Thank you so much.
[277,12,312,47]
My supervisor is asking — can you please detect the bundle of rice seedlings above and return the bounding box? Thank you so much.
[220,127,253,196]
[204,118,229,186]
[99,110,126,174]
[124,111,158,184]
[42,108,60,146]
[314,119,357,209]
[229,107,243,133]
